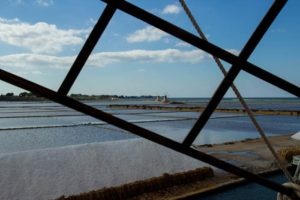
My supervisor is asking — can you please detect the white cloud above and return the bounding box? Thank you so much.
[89,18,97,25]
[0,17,89,54]
[91,49,207,64]
[175,41,192,48]
[0,53,74,69]
[126,26,168,43]
[226,49,240,56]
[162,4,181,14]
[0,49,208,70]
[36,0,53,7]
[9,0,23,5]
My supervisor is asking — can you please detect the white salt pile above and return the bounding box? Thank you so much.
[291,131,300,140]
[0,138,206,200]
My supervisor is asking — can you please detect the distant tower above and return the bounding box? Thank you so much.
[161,95,169,103]
[155,96,161,102]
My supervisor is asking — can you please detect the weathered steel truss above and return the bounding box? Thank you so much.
[0,0,299,198]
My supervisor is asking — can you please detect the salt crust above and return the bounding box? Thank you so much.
[0,138,206,200]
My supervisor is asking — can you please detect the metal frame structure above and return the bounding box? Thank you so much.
[0,0,299,198]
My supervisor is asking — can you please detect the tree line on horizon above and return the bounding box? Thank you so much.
[0,92,156,101]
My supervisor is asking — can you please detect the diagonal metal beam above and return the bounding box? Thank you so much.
[0,0,298,198]
[241,63,299,95]
[182,0,287,146]
[0,68,295,197]
[58,3,117,95]
[179,0,293,182]
[101,0,299,97]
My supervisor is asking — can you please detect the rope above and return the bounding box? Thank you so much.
[277,183,300,200]
[179,0,293,182]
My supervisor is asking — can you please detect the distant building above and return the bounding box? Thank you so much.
[155,96,161,102]
[161,95,169,103]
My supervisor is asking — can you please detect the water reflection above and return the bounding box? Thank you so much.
[0,101,299,154]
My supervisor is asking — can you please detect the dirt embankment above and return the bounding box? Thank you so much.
[130,134,300,200]
[108,105,300,116]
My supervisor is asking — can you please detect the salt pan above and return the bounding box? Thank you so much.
[0,138,206,200]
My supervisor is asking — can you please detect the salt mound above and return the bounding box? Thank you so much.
[291,132,300,140]
[0,138,206,200]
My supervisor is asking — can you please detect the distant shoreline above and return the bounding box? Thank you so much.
[108,104,300,116]
[0,95,156,102]
[0,94,298,102]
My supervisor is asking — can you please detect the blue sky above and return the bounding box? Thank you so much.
[0,0,299,97]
